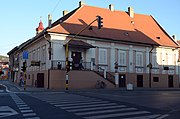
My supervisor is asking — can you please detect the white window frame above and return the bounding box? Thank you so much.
[152,53,158,67]
[118,50,126,66]
[168,54,174,66]
[136,52,143,67]
[98,48,107,65]
[41,45,46,63]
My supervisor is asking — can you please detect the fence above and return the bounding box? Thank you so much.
[51,60,91,70]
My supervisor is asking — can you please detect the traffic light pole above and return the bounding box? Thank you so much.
[21,60,27,91]
[65,17,100,90]
[23,60,27,91]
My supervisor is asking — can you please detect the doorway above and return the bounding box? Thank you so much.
[168,75,173,88]
[72,52,82,70]
[119,74,126,87]
[137,75,143,87]
[36,73,44,88]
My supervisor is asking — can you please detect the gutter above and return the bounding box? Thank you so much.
[149,46,154,88]
[43,31,52,89]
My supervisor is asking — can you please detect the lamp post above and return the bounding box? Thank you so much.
[65,16,103,90]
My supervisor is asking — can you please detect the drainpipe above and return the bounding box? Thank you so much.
[149,46,154,88]
[44,33,52,89]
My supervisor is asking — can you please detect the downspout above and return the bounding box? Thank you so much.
[44,33,52,89]
[149,46,154,88]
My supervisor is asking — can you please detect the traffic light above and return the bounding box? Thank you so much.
[21,61,27,72]
[97,16,103,29]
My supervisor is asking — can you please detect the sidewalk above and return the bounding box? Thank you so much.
[1,80,180,92]
[0,80,57,92]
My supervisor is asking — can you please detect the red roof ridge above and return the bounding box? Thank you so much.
[150,15,179,47]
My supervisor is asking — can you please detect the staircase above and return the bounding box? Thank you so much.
[94,70,116,85]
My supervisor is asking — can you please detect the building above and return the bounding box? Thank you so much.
[0,55,9,80]
[8,1,179,89]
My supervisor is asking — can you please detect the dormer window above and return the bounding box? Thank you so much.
[156,37,160,39]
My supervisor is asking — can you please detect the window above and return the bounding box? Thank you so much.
[42,45,46,63]
[153,77,159,82]
[99,48,107,64]
[118,50,126,66]
[152,53,158,67]
[136,52,143,66]
[37,48,40,61]
[168,54,174,65]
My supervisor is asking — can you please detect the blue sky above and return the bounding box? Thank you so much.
[1,0,180,56]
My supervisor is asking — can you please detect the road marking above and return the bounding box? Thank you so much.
[17,104,28,107]
[61,103,117,109]
[84,111,150,119]
[19,107,30,110]
[23,113,37,117]
[50,99,102,104]
[0,106,18,118]
[0,90,4,92]
[10,93,39,119]
[55,101,109,107]
[16,102,26,105]
[25,117,40,119]
[156,114,169,119]
[76,108,137,116]
[67,105,127,112]
[21,110,33,113]
[123,114,161,119]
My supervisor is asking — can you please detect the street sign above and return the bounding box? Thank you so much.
[23,51,29,59]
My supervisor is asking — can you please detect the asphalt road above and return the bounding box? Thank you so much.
[1,80,180,119]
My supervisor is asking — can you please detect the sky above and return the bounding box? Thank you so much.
[0,0,180,56]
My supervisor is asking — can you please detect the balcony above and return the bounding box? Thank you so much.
[51,60,91,70]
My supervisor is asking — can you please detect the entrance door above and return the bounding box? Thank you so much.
[168,75,173,88]
[72,52,82,70]
[119,74,126,87]
[137,75,143,87]
[37,73,44,88]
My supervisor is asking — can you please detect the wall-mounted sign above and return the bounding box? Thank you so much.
[31,61,40,66]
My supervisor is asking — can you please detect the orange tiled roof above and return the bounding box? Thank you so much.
[48,5,178,47]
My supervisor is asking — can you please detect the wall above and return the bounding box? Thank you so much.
[49,70,115,89]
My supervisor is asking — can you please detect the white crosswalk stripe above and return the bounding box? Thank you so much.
[67,105,127,112]
[55,101,109,107]
[31,92,168,119]
[75,108,137,116]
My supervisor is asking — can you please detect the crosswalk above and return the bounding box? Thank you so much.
[10,93,40,119]
[31,92,168,119]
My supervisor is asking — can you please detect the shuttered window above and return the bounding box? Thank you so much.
[136,52,143,66]
[118,50,126,66]
[99,48,107,64]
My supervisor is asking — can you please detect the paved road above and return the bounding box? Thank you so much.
[1,80,180,118]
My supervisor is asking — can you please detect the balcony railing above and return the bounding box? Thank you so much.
[51,60,91,70]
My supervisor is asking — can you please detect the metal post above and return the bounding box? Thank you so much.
[24,60,27,90]
[149,46,154,88]
[64,17,99,90]
[65,43,69,90]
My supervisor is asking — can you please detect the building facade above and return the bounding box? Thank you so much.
[8,1,180,89]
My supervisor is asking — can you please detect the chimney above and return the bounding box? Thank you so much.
[109,4,114,11]
[63,10,69,16]
[79,1,85,7]
[172,35,177,41]
[128,7,134,18]
[48,14,52,28]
